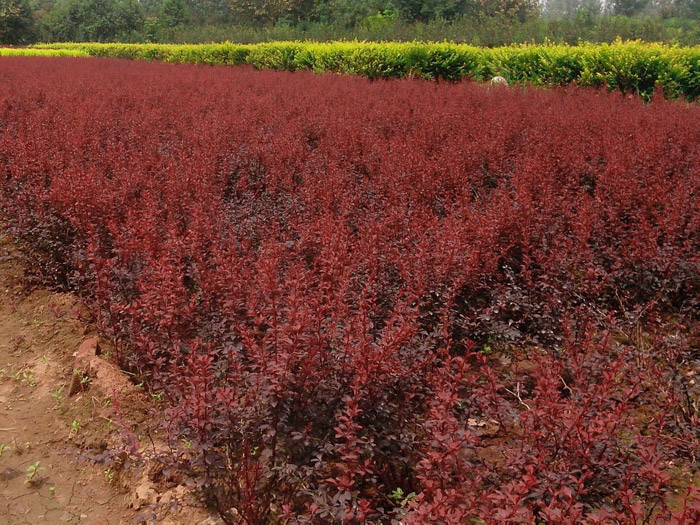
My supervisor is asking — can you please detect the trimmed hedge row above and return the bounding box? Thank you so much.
[0,48,87,57]
[29,40,700,100]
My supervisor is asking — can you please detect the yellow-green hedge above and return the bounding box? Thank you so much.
[27,41,700,101]
[0,48,87,57]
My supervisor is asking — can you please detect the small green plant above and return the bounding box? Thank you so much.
[21,369,36,388]
[25,461,45,486]
[73,369,90,388]
[104,468,115,484]
[12,368,37,387]
[0,443,10,458]
[70,420,81,434]
[151,391,164,402]
[389,487,416,507]
[50,384,64,403]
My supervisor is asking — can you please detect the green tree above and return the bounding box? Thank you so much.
[609,0,651,16]
[0,0,34,44]
[477,0,538,20]
[228,0,296,25]
[161,0,189,27]
[312,0,395,27]
[393,0,475,20]
[543,0,601,17]
[673,0,700,17]
[188,0,235,23]
[40,0,144,41]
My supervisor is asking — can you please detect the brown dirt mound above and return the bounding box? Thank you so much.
[0,232,213,524]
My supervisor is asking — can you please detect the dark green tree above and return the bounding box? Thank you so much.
[393,0,475,20]
[188,0,235,23]
[312,0,395,27]
[610,0,651,16]
[0,0,34,44]
[40,0,144,41]
[674,0,700,17]
[476,0,538,21]
[228,0,296,25]
[543,0,602,18]
[161,0,189,27]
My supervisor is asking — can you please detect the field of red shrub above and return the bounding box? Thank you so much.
[1,57,699,523]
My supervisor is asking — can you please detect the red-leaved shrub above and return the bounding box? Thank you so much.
[1,57,699,523]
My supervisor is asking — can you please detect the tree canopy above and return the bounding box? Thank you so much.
[0,0,696,45]
[0,0,34,44]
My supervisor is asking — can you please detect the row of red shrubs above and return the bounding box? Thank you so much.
[1,58,699,523]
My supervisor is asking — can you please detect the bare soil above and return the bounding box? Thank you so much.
[0,232,212,524]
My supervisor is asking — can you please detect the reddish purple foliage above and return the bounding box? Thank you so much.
[1,57,699,523]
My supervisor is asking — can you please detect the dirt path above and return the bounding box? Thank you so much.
[0,232,212,524]
[0,231,141,524]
